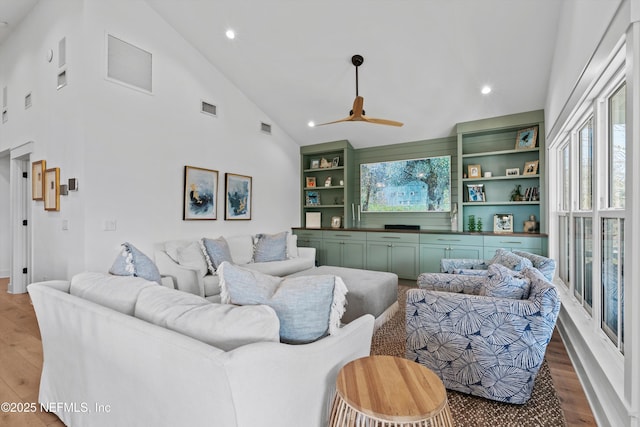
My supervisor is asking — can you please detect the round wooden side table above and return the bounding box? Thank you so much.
[329,355,454,427]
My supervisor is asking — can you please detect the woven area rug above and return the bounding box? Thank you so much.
[370,285,567,427]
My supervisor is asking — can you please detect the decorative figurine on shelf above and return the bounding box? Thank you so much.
[476,217,483,232]
[523,214,540,233]
[468,215,476,232]
[510,184,523,201]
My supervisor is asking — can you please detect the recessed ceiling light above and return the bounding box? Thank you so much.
[308,121,315,127]
[225,29,235,40]
[481,85,492,95]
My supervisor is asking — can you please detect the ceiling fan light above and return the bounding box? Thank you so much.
[308,121,315,127]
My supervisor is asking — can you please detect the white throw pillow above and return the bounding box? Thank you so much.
[218,262,347,344]
[176,241,208,278]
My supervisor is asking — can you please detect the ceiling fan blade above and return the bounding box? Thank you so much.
[362,116,404,127]
[315,115,355,126]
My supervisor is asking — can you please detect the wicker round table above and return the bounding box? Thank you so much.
[329,355,454,427]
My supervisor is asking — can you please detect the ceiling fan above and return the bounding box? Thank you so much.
[316,54,403,127]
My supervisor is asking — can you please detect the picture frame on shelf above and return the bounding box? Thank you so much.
[515,126,538,150]
[44,167,60,211]
[332,157,340,167]
[467,184,485,202]
[306,190,320,206]
[306,177,316,188]
[494,213,514,233]
[324,177,332,187]
[184,165,218,220]
[506,167,520,176]
[31,160,46,201]
[331,216,342,228]
[225,173,252,220]
[310,159,320,169]
[467,164,482,179]
[523,160,539,175]
[320,158,332,168]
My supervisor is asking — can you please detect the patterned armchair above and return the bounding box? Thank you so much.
[406,266,560,404]
[440,249,556,282]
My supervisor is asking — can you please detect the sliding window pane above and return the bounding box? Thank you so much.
[609,84,625,208]
[574,217,593,311]
[602,218,624,352]
[558,216,570,283]
[579,119,593,210]
[562,145,570,211]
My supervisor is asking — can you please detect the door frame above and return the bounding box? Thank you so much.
[9,142,33,294]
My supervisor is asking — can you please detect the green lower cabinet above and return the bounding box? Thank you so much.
[366,233,419,279]
[322,231,367,269]
[293,229,324,265]
[419,234,484,273]
[483,235,542,258]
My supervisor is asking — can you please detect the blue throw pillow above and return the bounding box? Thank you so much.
[482,263,531,299]
[489,248,533,271]
[218,262,347,344]
[109,242,162,284]
[253,232,288,262]
[200,237,233,273]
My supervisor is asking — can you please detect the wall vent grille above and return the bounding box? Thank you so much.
[24,93,32,109]
[2,86,6,108]
[57,70,67,90]
[260,122,272,134]
[2,110,7,124]
[201,101,217,116]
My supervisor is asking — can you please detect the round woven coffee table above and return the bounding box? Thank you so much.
[329,355,454,427]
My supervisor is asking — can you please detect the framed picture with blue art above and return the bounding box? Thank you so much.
[183,166,218,220]
[515,126,538,150]
[225,173,252,220]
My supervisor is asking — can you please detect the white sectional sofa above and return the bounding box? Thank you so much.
[28,272,374,427]
[154,233,316,302]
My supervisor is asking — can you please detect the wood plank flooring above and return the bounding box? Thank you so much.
[0,277,595,426]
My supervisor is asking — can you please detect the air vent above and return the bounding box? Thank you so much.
[201,101,217,117]
[25,93,32,109]
[2,86,6,108]
[57,70,67,90]
[58,37,66,67]
[2,110,7,124]
[260,122,272,134]
[107,34,152,93]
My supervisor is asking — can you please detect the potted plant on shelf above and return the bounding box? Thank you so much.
[510,185,523,202]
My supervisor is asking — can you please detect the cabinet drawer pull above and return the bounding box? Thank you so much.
[334,234,352,237]
[500,241,523,244]
[381,236,401,239]
[436,238,461,242]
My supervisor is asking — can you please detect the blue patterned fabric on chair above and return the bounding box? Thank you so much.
[440,249,556,282]
[407,266,560,404]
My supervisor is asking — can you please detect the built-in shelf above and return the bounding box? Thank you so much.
[462,147,540,158]
[463,174,539,182]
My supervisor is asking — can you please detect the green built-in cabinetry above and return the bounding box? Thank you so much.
[419,233,484,273]
[292,228,545,278]
[300,140,354,229]
[457,110,545,233]
[366,232,419,279]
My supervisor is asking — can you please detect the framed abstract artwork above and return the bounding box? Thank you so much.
[494,213,514,233]
[44,167,60,211]
[183,166,218,220]
[515,127,538,150]
[31,160,46,201]
[225,173,252,220]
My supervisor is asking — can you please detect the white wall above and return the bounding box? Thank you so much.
[0,154,9,277]
[0,0,301,281]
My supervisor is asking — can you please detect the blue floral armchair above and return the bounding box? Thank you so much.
[406,266,560,404]
[440,249,556,282]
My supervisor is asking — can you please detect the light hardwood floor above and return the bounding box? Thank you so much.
[0,278,595,426]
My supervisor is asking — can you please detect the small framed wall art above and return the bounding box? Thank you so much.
[184,165,218,220]
[306,177,316,188]
[225,173,252,220]
[467,164,482,179]
[494,213,514,233]
[44,167,60,211]
[515,127,538,150]
[31,160,46,201]
[523,160,539,175]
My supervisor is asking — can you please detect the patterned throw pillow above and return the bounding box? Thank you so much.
[253,231,288,262]
[109,242,162,284]
[200,237,233,273]
[218,262,347,344]
[489,248,533,271]
[482,263,531,299]
[513,250,556,281]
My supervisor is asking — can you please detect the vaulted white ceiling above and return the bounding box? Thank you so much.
[145,0,564,148]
